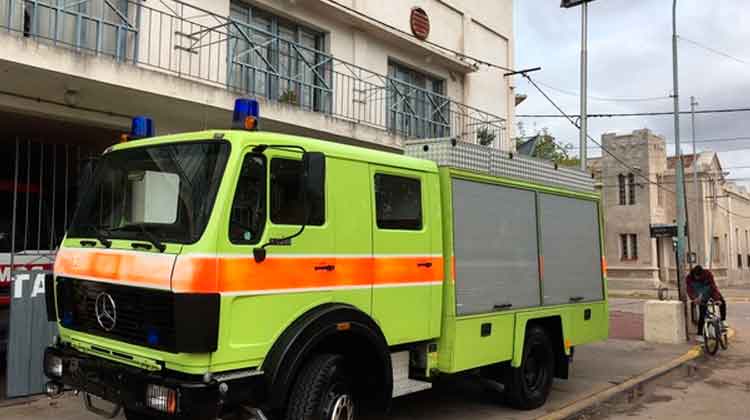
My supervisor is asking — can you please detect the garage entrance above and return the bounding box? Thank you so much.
[0,110,119,399]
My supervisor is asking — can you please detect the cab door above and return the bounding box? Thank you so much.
[369,166,436,344]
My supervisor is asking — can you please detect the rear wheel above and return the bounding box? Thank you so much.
[703,320,720,356]
[504,326,555,410]
[286,354,355,420]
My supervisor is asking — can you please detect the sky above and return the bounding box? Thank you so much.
[512,0,750,184]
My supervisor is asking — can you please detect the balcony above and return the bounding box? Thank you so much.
[0,0,506,147]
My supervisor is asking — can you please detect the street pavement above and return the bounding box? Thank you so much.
[1,298,698,420]
[582,300,750,420]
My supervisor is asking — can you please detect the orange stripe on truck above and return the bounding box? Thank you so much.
[55,248,175,290]
[55,249,444,294]
[173,255,444,293]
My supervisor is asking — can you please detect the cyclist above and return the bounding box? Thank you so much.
[686,265,728,342]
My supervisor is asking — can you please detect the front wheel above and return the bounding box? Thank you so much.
[503,326,555,410]
[703,320,720,356]
[286,354,355,420]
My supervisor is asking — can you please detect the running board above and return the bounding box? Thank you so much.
[391,351,432,398]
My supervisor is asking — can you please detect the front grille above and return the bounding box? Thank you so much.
[57,277,177,352]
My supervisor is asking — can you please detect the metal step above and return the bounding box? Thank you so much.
[391,351,432,398]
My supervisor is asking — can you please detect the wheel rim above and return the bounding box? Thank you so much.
[329,394,354,420]
[523,347,546,392]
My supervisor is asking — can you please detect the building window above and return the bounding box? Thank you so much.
[374,174,422,230]
[619,233,638,261]
[713,236,721,263]
[228,2,330,111]
[747,254,750,269]
[627,173,636,205]
[739,254,743,269]
[387,61,449,139]
[618,173,637,206]
[618,174,626,205]
[657,174,664,207]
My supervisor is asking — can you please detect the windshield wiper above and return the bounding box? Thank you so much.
[111,224,167,253]
[78,224,112,248]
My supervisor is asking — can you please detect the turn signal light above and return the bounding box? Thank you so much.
[146,384,178,414]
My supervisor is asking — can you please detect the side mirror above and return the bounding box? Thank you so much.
[302,152,325,206]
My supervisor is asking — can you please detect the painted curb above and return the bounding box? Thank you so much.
[536,327,737,420]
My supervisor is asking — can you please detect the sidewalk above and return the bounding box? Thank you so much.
[1,304,698,420]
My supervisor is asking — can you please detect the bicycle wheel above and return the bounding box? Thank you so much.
[719,323,729,350]
[703,320,720,356]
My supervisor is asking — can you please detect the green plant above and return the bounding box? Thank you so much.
[279,89,299,105]
[477,127,496,146]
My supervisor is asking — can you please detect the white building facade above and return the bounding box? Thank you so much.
[0,0,515,399]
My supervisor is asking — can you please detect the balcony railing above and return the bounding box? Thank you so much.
[0,0,506,146]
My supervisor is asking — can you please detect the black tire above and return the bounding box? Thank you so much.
[703,320,720,356]
[286,354,355,420]
[503,326,555,410]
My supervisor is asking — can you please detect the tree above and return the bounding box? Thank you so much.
[515,127,580,167]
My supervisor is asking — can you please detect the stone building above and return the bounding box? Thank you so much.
[589,129,750,290]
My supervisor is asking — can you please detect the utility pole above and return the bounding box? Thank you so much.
[672,0,689,339]
[560,0,594,171]
[579,1,588,171]
[690,96,701,263]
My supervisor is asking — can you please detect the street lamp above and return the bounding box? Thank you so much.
[560,0,595,172]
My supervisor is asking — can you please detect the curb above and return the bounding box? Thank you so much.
[536,327,737,420]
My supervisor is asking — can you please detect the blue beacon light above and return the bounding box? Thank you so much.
[232,98,260,130]
[130,116,155,140]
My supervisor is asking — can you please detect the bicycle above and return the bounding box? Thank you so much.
[701,298,729,355]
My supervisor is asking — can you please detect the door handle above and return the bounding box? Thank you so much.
[314,264,335,272]
[416,262,433,268]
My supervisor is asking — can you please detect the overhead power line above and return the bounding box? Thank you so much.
[517,107,750,119]
[533,79,671,103]
[521,73,750,219]
[566,136,750,150]
[678,36,749,65]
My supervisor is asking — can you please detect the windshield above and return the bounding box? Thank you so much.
[68,141,230,244]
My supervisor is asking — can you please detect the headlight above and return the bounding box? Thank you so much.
[146,384,178,414]
[45,354,63,378]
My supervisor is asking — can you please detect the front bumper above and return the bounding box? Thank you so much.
[44,345,264,419]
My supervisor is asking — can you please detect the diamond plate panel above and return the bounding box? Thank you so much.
[405,139,595,193]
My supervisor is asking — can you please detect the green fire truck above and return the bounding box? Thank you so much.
[43,99,608,420]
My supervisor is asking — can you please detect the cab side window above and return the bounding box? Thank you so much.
[374,174,422,230]
[229,154,266,244]
[270,158,325,226]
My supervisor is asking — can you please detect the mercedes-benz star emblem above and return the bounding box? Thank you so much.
[95,292,117,332]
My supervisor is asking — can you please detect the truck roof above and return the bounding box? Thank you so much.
[109,130,439,173]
